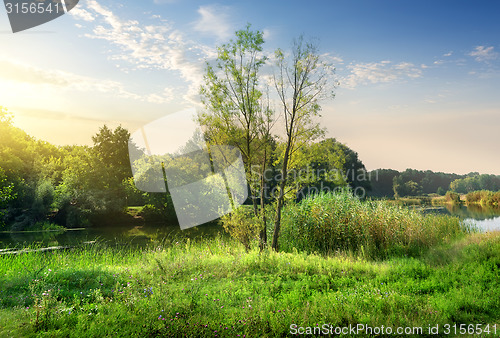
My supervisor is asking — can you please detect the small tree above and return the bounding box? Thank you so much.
[271,37,336,251]
[221,207,261,251]
[199,25,276,248]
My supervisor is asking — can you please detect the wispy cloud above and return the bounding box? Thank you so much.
[72,0,213,105]
[341,61,422,89]
[193,5,233,41]
[69,7,95,22]
[262,28,272,41]
[322,53,344,65]
[468,46,498,62]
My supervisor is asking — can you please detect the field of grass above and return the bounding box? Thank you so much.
[1,230,499,337]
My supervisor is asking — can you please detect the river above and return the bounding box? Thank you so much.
[0,222,223,250]
[420,204,500,232]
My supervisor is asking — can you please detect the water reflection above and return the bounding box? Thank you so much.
[422,204,500,232]
[0,222,224,250]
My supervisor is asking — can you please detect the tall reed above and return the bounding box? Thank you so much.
[280,189,472,258]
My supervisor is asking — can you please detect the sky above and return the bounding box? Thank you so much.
[1,0,500,175]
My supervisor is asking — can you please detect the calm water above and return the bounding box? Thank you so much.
[420,204,500,232]
[0,222,224,250]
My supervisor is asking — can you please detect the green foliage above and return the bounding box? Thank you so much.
[436,186,446,196]
[466,190,500,206]
[279,189,470,259]
[368,168,399,197]
[92,125,134,187]
[199,24,275,225]
[122,177,146,206]
[293,138,360,200]
[445,191,461,204]
[393,177,423,198]
[221,206,261,251]
[1,107,131,229]
[27,221,65,231]
[0,168,15,226]
[32,179,55,217]
[451,174,500,194]
[370,168,464,198]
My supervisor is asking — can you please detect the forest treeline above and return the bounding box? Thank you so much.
[3,103,500,233]
[3,102,500,232]
[369,168,500,198]
[0,106,369,231]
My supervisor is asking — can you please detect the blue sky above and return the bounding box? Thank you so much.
[1,0,499,174]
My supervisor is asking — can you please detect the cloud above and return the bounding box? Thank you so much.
[443,51,453,57]
[69,7,96,22]
[262,28,272,40]
[341,61,422,89]
[193,5,232,41]
[72,0,212,105]
[0,58,173,104]
[468,46,498,62]
[322,53,344,65]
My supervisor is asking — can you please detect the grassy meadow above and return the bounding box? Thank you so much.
[0,192,499,337]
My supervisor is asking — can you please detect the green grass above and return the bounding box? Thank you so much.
[0,232,499,337]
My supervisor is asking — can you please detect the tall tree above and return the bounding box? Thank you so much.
[271,36,335,251]
[199,25,275,247]
[92,125,133,187]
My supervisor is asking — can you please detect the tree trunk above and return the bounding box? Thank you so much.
[271,138,292,251]
[259,148,268,251]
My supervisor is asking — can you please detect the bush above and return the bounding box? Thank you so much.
[445,191,461,203]
[491,191,500,205]
[466,190,500,206]
[221,206,261,251]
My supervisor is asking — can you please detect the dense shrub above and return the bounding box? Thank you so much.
[466,190,500,206]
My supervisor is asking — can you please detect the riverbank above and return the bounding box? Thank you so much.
[1,232,499,337]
